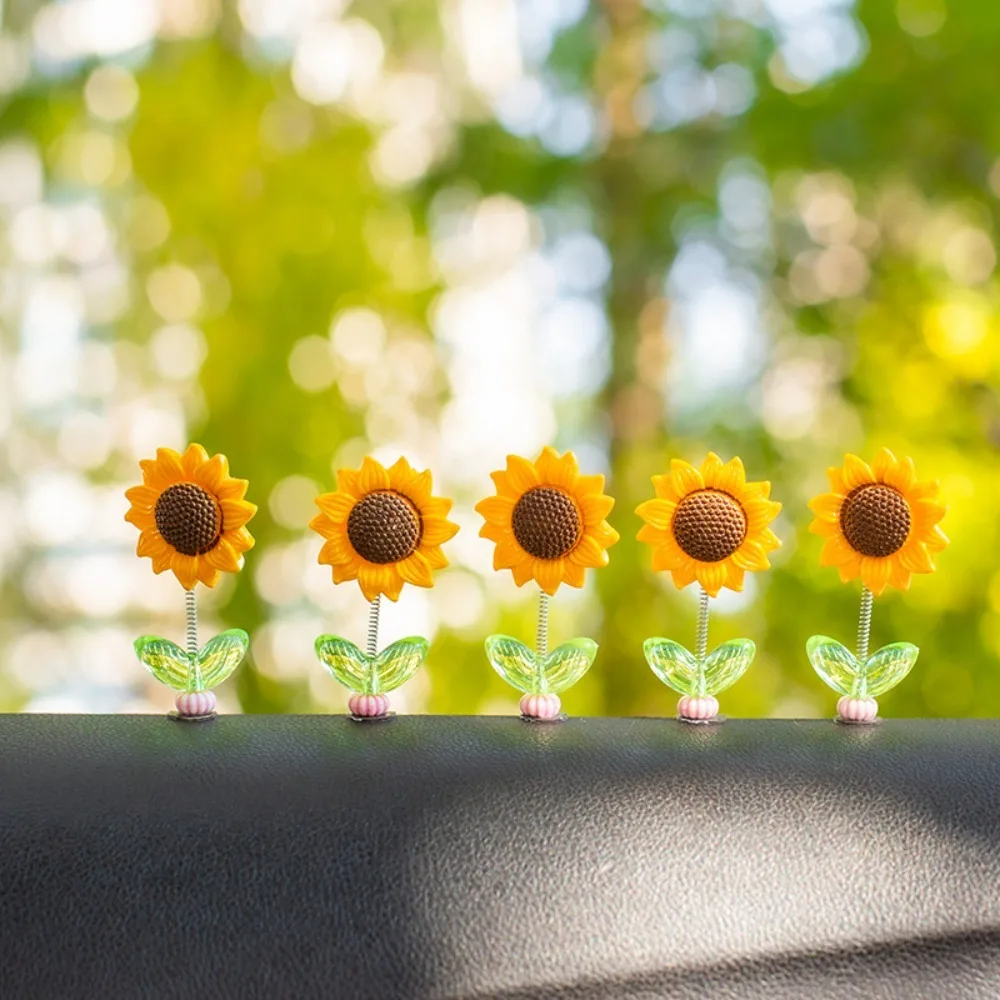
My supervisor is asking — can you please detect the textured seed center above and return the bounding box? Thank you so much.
[840,484,911,558]
[154,482,223,556]
[512,487,582,560]
[347,491,422,565]
[672,489,747,563]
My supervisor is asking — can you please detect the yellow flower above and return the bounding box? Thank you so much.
[808,448,948,596]
[475,446,619,596]
[636,453,781,598]
[311,456,459,602]
[125,444,256,591]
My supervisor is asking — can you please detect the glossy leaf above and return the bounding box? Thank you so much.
[485,635,598,695]
[644,637,756,697]
[315,635,429,694]
[807,636,919,698]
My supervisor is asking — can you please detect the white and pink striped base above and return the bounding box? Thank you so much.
[837,696,879,724]
[677,695,719,723]
[174,690,217,719]
[520,693,562,721]
[349,693,391,719]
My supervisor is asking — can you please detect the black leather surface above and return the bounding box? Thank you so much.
[2,716,1000,999]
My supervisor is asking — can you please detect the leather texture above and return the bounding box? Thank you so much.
[2,715,999,999]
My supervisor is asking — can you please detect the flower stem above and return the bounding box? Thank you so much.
[695,588,710,662]
[366,595,381,694]
[857,586,873,664]
[185,587,202,692]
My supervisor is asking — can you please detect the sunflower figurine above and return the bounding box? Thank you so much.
[476,447,619,721]
[807,448,948,724]
[125,444,257,720]
[637,453,781,723]
[310,456,459,720]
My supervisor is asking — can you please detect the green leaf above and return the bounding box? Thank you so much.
[196,629,249,690]
[484,635,598,695]
[315,635,429,694]
[134,636,192,692]
[807,636,919,698]
[644,637,756,697]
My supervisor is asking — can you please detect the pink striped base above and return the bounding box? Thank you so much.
[349,693,391,719]
[520,693,562,721]
[677,695,719,722]
[837,696,879,724]
[175,691,217,718]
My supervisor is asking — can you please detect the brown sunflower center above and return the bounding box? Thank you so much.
[672,489,747,563]
[840,483,911,558]
[347,490,422,565]
[154,482,223,556]
[511,487,582,560]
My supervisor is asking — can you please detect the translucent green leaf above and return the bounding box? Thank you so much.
[134,636,191,692]
[807,636,919,698]
[485,635,598,695]
[315,635,429,694]
[644,637,756,697]
[196,629,249,690]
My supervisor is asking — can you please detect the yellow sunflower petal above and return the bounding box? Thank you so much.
[590,522,620,548]
[820,534,856,567]
[843,454,875,490]
[696,561,727,598]
[398,552,434,588]
[226,525,255,553]
[898,542,935,574]
[423,546,449,571]
[125,507,155,530]
[475,495,515,525]
[652,474,680,502]
[871,448,897,484]
[699,452,725,489]
[422,516,460,546]
[493,538,523,570]
[182,443,210,477]
[563,562,587,588]
[651,543,688,572]
[889,561,912,591]
[193,453,229,491]
[714,457,747,497]
[726,563,746,591]
[575,473,607,497]
[505,454,540,494]
[884,456,916,494]
[837,553,862,583]
[315,492,355,522]
[825,466,847,495]
[136,529,165,558]
[671,559,698,589]
[155,447,186,483]
[535,558,565,595]
[221,499,256,530]
[580,494,615,525]
[171,553,199,591]
[336,468,361,497]
[197,562,221,588]
[125,485,159,508]
[637,523,669,545]
[911,499,947,528]
[570,534,609,568]
[808,493,844,522]
[333,561,359,584]
[635,498,676,530]
[536,447,579,489]
[809,517,839,538]
[670,459,703,498]
[206,539,241,573]
[319,534,354,566]
[733,540,770,571]
[216,477,249,501]
[746,499,782,532]
[860,556,891,596]
[358,457,390,495]
[388,458,433,506]
[925,525,949,551]
[511,559,535,587]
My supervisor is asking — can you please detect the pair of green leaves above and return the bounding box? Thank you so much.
[807,636,919,699]
[315,635,429,695]
[644,637,756,698]
[485,636,598,696]
[134,629,250,693]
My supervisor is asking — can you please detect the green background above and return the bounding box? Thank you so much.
[0,0,996,717]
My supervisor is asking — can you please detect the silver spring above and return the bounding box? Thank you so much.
[367,595,381,659]
[536,590,550,659]
[185,588,198,659]
[857,586,874,663]
[695,588,710,662]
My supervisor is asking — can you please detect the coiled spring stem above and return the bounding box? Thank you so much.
[695,588,710,662]
[536,590,550,659]
[367,595,381,659]
[857,586,873,663]
[185,588,198,659]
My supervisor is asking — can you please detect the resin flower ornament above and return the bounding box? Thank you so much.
[637,453,781,723]
[125,444,257,720]
[310,456,459,719]
[807,448,948,724]
[476,447,619,721]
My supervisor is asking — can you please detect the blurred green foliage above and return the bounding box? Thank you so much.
[3,0,1000,717]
